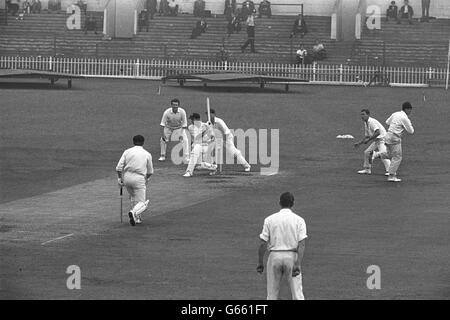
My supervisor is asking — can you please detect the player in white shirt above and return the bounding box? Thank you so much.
[116,135,153,226]
[257,192,307,300]
[159,98,189,163]
[375,102,414,182]
[354,109,391,175]
[209,109,251,172]
[183,113,217,177]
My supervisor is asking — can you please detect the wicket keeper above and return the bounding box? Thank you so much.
[159,98,189,163]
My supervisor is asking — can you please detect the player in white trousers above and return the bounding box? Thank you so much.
[116,135,153,226]
[257,192,307,300]
[183,113,217,177]
[354,109,391,175]
[208,109,251,172]
[375,102,414,182]
[159,98,190,163]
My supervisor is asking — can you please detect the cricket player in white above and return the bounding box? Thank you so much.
[354,109,391,175]
[375,102,414,182]
[116,135,153,226]
[257,192,307,300]
[209,109,251,172]
[159,98,189,163]
[183,113,217,177]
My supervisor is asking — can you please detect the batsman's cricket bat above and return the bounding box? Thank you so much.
[206,97,211,123]
[120,186,123,223]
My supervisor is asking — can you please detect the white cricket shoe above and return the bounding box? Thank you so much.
[357,169,371,175]
[387,176,402,182]
[135,214,142,224]
[244,165,251,172]
[183,171,193,177]
[385,172,390,176]
[158,156,166,162]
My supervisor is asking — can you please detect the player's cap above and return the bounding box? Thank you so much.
[206,108,216,114]
[189,113,201,120]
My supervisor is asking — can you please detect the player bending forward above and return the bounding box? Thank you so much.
[116,135,153,226]
[354,109,391,175]
[209,109,251,172]
[159,98,190,163]
[183,113,218,177]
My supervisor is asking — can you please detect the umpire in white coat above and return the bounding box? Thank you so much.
[257,192,307,300]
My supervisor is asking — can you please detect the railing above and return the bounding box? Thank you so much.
[0,56,447,87]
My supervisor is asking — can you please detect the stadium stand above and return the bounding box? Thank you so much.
[351,18,450,67]
[0,11,352,64]
[0,11,103,56]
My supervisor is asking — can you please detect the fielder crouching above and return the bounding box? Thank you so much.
[183,113,217,177]
[116,135,154,226]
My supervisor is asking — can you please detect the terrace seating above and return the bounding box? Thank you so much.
[0,11,104,57]
[351,18,450,67]
[0,12,353,64]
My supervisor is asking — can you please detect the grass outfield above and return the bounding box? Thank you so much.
[1,79,449,299]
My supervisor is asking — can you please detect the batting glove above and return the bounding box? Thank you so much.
[117,178,124,187]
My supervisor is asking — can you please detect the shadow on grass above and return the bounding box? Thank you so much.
[0,81,72,90]
[163,84,301,94]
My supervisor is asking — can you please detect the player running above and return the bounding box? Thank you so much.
[183,113,217,177]
[159,98,190,163]
[208,109,251,172]
[116,135,153,226]
[354,109,391,175]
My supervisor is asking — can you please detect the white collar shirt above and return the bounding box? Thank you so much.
[386,110,414,137]
[160,107,187,129]
[116,146,153,176]
[365,117,387,139]
[260,208,307,251]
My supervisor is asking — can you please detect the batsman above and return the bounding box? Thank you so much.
[207,104,251,172]
[116,135,153,226]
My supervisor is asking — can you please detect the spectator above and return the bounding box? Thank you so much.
[258,0,271,18]
[84,14,98,34]
[159,0,169,16]
[48,0,61,12]
[147,0,157,19]
[241,0,255,20]
[386,1,398,21]
[6,1,20,16]
[240,10,256,53]
[193,0,205,17]
[290,13,308,38]
[216,45,230,62]
[168,0,179,16]
[76,0,87,15]
[227,12,241,37]
[31,0,41,13]
[190,19,207,39]
[311,39,326,61]
[224,0,233,20]
[295,45,307,65]
[421,0,430,22]
[22,0,31,15]
[397,0,413,24]
[138,9,149,32]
